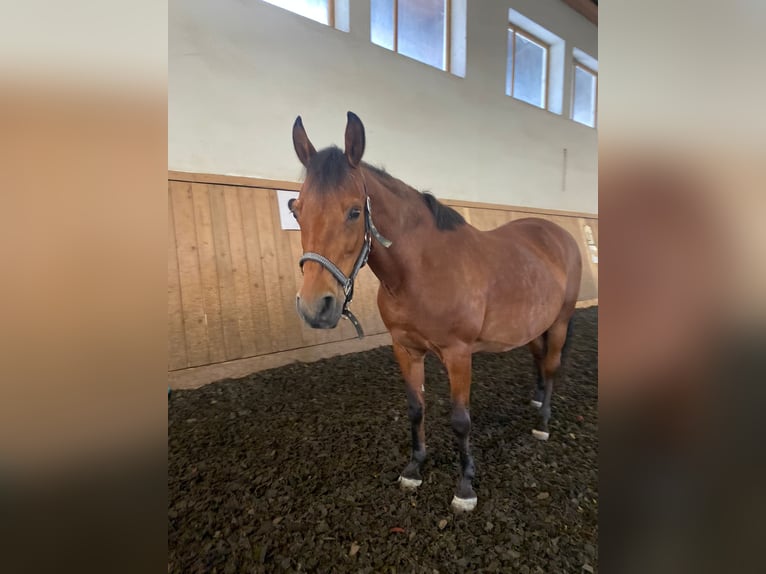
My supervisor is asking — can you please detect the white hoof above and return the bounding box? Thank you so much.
[398,476,422,490]
[532,429,550,441]
[530,399,542,408]
[451,495,478,512]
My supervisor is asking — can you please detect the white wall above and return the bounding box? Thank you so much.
[169,0,597,213]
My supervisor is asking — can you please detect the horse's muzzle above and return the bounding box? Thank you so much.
[295,294,342,329]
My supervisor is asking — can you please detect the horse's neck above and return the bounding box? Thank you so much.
[362,169,426,293]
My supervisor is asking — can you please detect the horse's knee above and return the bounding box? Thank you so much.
[451,408,471,437]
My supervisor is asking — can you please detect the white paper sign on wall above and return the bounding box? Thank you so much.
[276,190,300,230]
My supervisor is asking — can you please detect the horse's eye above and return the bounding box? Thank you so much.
[347,207,362,222]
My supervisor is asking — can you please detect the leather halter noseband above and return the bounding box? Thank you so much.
[298,189,391,339]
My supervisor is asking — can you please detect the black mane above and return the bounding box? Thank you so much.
[419,192,466,231]
[305,146,466,231]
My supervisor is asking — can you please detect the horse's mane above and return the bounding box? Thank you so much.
[305,146,465,231]
[419,191,466,231]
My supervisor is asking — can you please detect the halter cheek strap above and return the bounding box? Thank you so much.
[298,194,390,339]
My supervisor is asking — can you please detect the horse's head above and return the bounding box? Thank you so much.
[289,112,369,330]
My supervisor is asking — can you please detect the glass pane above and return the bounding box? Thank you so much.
[513,34,546,108]
[573,66,596,127]
[263,0,329,25]
[506,29,514,96]
[398,0,446,70]
[371,0,395,50]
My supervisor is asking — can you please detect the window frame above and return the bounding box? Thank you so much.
[381,0,453,72]
[571,61,598,128]
[263,0,336,27]
[507,23,550,110]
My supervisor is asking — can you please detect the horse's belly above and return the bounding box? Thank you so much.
[479,290,565,347]
[472,340,518,353]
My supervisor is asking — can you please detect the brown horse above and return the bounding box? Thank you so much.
[289,112,582,512]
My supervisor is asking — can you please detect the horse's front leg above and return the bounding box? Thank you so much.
[443,346,477,512]
[392,342,427,490]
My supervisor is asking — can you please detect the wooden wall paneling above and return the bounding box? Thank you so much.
[170,332,393,390]
[468,208,504,231]
[168,173,597,385]
[208,184,245,360]
[583,217,599,288]
[353,265,384,336]
[267,189,315,348]
[238,187,274,355]
[507,209,532,222]
[169,181,210,367]
[491,208,510,229]
[548,214,597,301]
[169,171,302,192]
[190,183,227,364]
[283,230,310,345]
[572,216,598,300]
[445,198,595,220]
[496,209,515,227]
[580,218,598,295]
[365,266,386,333]
[337,322,357,341]
[167,186,188,370]
[450,205,473,225]
[252,189,289,351]
[224,185,260,358]
[589,219,598,245]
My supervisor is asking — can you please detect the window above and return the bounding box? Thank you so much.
[572,63,597,127]
[263,0,334,26]
[506,25,549,109]
[371,0,451,72]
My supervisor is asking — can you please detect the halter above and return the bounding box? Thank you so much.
[298,185,391,339]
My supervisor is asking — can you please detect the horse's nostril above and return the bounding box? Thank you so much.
[319,295,334,317]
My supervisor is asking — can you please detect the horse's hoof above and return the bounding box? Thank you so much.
[530,399,542,408]
[451,495,478,512]
[398,476,422,490]
[532,429,550,441]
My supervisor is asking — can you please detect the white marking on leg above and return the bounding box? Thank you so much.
[530,399,542,408]
[450,495,478,512]
[532,429,550,441]
[398,476,422,490]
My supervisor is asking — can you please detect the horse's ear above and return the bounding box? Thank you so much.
[292,116,316,167]
[344,111,365,168]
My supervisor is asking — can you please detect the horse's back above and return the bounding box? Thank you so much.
[489,217,579,266]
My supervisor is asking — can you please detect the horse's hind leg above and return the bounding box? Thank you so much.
[392,342,427,490]
[533,318,573,441]
[528,335,546,408]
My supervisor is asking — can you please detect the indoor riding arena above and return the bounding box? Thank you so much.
[169,1,598,572]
